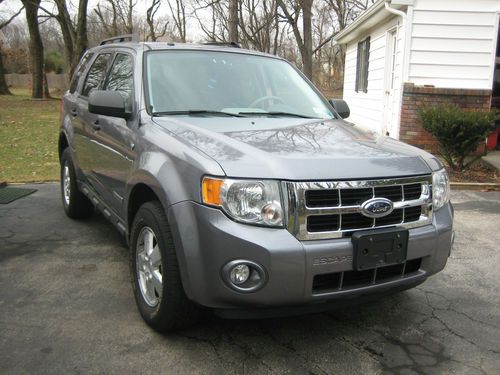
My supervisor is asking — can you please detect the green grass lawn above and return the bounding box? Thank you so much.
[0,89,61,183]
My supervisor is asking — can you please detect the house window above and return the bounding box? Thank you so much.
[355,37,370,93]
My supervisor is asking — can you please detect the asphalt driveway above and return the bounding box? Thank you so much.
[0,184,499,374]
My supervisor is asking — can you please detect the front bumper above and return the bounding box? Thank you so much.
[167,201,454,311]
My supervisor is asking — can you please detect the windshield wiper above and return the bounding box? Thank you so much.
[237,111,317,119]
[152,110,244,117]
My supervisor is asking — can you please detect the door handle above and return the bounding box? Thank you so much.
[91,120,101,131]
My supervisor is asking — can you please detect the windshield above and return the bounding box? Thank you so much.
[145,50,335,119]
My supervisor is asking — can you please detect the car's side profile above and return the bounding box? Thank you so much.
[59,37,454,331]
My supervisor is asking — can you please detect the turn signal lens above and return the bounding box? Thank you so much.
[202,177,224,206]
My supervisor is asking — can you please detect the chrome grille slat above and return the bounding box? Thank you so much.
[285,175,433,241]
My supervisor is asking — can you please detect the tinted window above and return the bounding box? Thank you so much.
[82,53,112,97]
[69,52,94,94]
[104,53,134,100]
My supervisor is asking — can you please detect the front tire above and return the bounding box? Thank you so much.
[60,148,94,219]
[130,201,200,332]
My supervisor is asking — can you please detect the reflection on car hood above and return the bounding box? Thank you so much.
[152,117,441,180]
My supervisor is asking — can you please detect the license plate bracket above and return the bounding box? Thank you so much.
[352,228,409,270]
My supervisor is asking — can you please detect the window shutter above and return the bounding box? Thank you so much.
[355,41,362,92]
[363,37,370,93]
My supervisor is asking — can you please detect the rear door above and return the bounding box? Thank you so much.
[76,52,114,193]
[64,51,94,170]
[85,52,137,216]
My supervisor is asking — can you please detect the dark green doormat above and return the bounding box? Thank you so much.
[0,187,37,204]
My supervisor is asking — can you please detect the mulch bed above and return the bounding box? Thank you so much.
[446,161,500,184]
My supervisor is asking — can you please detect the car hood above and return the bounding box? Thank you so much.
[152,117,441,180]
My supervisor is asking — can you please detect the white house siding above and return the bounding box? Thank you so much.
[408,0,500,89]
[343,16,405,136]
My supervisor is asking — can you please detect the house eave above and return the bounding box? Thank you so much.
[334,0,409,45]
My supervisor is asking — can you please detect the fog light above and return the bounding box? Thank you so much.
[222,260,267,293]
[230,264,250,285]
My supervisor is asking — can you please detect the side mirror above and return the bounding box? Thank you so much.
[329,99,350,119]
[88,90,130,119]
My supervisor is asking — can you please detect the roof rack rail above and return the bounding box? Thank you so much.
[202,41,241,48]
[100,34,138,46]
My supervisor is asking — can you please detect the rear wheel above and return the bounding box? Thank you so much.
[130,201,200,332]
[60,148,94,219]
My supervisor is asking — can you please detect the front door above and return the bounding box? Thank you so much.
[383,28,398,137]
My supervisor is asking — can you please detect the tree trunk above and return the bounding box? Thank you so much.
[0,44,11,95]
[300,0,313,80]
[73,0,89,77]
[229,0,239,43]
[22,0,44,99]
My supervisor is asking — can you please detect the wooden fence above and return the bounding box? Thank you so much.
[5,73,69,91]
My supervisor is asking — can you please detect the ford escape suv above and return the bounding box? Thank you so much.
[59,36,454,331]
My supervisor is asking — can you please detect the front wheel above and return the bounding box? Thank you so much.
[60,148,94,219]
[130,201,200,331]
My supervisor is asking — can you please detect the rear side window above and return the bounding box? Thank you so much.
[81,53,112,97]
[103,53,134,101]
[69,52,94,94]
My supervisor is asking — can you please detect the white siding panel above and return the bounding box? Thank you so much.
[413,0,500,12]
[408,0,500,89]
[412,10,496,26]
[410,77,492,89]
[411,38,493,53]
[409,64,491,80]
[342,16,403,134]
[410,51,491,66]
[412,24,495,40]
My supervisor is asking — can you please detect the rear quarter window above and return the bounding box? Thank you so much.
[69,52,94,94]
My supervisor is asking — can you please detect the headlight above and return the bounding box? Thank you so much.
[432,169,450,211]
[202,177,283,227]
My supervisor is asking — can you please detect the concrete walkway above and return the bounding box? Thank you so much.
[1,184,499,374]
[483,150,500,171]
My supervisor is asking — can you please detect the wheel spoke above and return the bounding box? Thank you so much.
[151,270,163,296]
[144,230,154,254]
[150,245,161,267]
[136,226,162,307]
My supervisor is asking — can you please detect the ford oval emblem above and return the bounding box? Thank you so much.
[360,198,394,218]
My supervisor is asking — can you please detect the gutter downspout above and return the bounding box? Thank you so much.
[384,0,412,139]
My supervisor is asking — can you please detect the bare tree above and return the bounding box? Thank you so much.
[167,0,187,42]
[194,0,228,42]
[146,0,169,41]
[20,0,46,98]
[276,0,314,79]
[238,0,281,53]
[35,0,89,78]
[228,0,238,42]
[0,2,23,95]
[94,0,137,37]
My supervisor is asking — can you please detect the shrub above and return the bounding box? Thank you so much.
[418,105,496,171]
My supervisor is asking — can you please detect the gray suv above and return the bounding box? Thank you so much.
[59,37,454,331]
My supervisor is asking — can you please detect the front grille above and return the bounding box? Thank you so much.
[312,258,423,294]
[286,176,433,240]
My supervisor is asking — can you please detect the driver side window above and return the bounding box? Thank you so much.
[103,53,134,103]
[81,53,112,97]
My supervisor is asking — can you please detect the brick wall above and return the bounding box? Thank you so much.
[399,83,492,154]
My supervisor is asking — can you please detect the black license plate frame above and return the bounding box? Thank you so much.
[351,228,409,271]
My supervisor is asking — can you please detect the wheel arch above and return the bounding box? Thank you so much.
[58,131,69,161]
